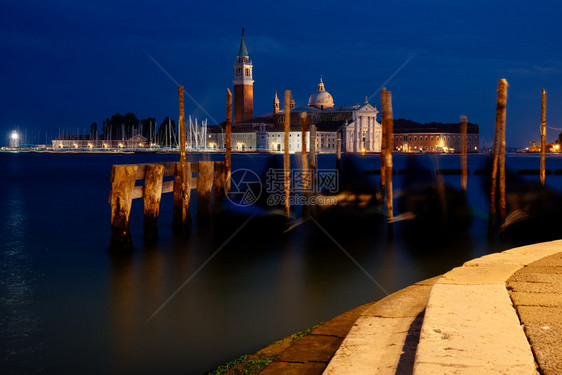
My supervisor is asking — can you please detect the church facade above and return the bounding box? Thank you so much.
[208,30,382,153]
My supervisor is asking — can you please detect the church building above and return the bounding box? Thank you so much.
[209,30,382,153]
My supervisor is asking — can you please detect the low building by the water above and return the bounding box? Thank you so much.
[392,119,480,153]
[52,134,149,150]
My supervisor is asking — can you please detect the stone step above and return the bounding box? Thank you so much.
[322,276,439,374]
[412,240,562,374]
[323,240,562,375]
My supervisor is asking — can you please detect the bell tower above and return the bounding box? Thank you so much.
[233,29,254,126]
[273,91,279,114]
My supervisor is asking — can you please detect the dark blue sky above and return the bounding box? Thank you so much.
[2,0,561,147]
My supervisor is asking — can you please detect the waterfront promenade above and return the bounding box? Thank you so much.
[258,240,562,374]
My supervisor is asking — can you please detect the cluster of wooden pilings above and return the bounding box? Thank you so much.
[109,160,226,249]
[487,80,549,237]
[108,78,551,246]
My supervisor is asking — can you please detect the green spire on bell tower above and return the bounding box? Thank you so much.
[238,28,249,57]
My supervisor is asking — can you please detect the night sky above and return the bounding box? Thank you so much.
[2,0,562,147]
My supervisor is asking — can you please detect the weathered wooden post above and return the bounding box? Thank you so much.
[498,81,507,226]
[179,86,186,165]
[309,124,317,193]
[226,89,232,193]
[461,115,468,191]
[309,125,317,169]
[336,133,342,171]
[382,89,394,226]
[540,89,546,186]
[109,165,138,249]
[380,89,387,197]
[489,79,508,234]
[213,161,226,203]
[198,161,215,217]
[300,112,309,190]
[173,86,190,231]
[173,162,191,230]
[143,164,164,240]
[284,90,291,217]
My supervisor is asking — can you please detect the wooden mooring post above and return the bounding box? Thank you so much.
[109,161,226,249]
[309,124,317,170]
[173,162,191,230]
[336,133,342,171]
[213,161,226,202]
[301,112,309,190]
[380,96,387,197]
[226,89,232,193]
[143,164,164,241]
[173,86,190,231]
[540,89,546,186]
[309,124,317,192]
[498,82,507,226]
[179,86,186,165]
[382,88,394,228]
[198,161,215,217]
[489,79,508,236]
[284,90,291,217]
[109,165,138,248]
[461,115,468,191]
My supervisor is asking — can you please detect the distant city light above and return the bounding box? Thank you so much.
[9,130,20,148]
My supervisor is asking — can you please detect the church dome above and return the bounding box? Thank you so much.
[308,77,334,110]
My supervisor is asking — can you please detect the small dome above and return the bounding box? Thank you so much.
[308,77,334,110]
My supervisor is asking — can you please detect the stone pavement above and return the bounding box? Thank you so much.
[508,252,562,375]
[260,277,439,375]
[256,240,562,374]
[259,301,378,374]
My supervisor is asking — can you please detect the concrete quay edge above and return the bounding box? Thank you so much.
[413,239,562,375]
[321,239,562,375]
[323,277,440,374]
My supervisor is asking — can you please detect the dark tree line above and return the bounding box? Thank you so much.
[87,112,177,145]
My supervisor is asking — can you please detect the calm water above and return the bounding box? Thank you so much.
[1,152,562,374]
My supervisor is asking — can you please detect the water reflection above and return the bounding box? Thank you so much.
[106,206,475,372]
[4,153,562,374]
[0,183,43,372]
